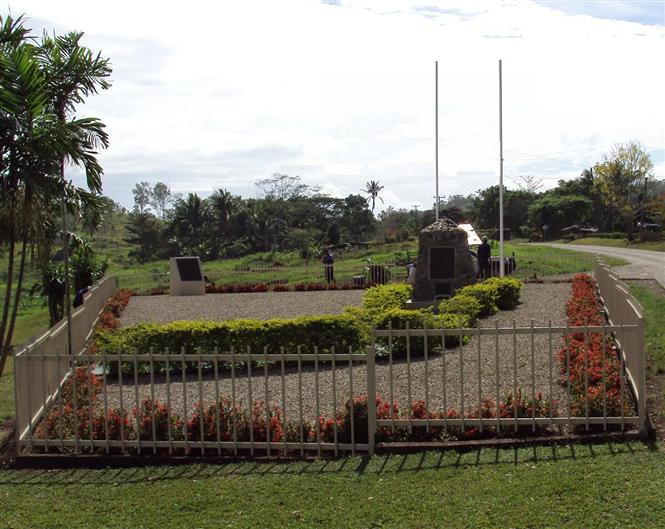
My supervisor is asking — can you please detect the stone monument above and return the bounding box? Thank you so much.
[169,256,206,296]
[407,218,476,308]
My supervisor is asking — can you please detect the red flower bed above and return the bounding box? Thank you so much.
[206,282,365,294]
[95,289,134,331]
[558,273,630,419]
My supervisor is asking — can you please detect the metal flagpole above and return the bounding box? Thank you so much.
[498,59,505,277]
[435,60,439,221]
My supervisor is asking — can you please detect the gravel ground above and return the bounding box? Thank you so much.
[103,283,573,421]
[120,290,365,326]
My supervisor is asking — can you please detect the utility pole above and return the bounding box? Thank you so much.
[435,60,440,221]
[498,59,505,277]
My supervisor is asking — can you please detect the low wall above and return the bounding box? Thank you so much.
[13,275,117,439]
[593,260,646,434]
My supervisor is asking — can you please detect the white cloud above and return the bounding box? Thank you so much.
[8,0,665,211]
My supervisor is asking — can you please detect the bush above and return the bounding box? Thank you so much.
[438,294,481,323]
[362,283,412,317]
[456,283,499,317]
[592,232,626,239]
[483,277,522,310]
[96,314,365,356]
[373,308,470,352]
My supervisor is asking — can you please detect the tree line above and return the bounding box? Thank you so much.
[123,141,664,264]
[378,142,664,242]
[125,174,378,263]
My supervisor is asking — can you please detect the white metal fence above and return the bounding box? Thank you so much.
[14,264,647,458]
[16,348,374,457]
[15,327,644,457]
[13,276,117,443]
[594,260,647,433]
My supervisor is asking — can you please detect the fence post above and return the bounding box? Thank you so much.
[365,345,376,456]
[637,314,648,439]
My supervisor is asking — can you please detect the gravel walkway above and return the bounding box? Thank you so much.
[120,290,365,326]
[104,283,573,421]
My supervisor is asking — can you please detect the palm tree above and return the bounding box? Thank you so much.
[208,189,241,257]
[37,30,111,354]
[170,193,212,256]
[363,180,384,212]
[0,15,111,378]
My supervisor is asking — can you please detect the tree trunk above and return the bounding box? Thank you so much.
[7,226,28,339]
[0,225,29,378]
[0,233,16,379]
[0,234,15,341]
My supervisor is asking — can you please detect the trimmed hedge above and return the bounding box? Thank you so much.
[483,277,522,310]
[374,308,470,352]
[96,314,364,356]
[362,283,412,316]
[456,283,500,317]
[94,277,522,362]
[438,294,481,324]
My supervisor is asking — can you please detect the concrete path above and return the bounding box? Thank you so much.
[536,243,665,287]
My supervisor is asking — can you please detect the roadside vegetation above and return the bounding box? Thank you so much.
[567,237,665,252]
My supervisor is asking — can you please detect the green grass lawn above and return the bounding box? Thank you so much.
[1,250,664,528]
[0,356,13,422]
[567,237,665,252]
[1,443,664,528]
[629,284,665,374]
[505,243,626,280]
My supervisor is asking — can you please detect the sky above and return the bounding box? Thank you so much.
[5,0,665,211]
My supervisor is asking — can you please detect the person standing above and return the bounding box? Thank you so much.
[323,249,335,283]
[477,236,492,279]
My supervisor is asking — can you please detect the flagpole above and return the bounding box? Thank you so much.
[435,60,440,221]
[498,59,505,277]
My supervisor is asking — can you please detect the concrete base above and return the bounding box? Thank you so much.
[169,257,206,296]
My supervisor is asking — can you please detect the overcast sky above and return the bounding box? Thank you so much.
[6,0,665,211]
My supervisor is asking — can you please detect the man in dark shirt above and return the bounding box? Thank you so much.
[477,236,491,279]
[322,249,335,283]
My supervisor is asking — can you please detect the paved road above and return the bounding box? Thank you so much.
[537,243,665,288]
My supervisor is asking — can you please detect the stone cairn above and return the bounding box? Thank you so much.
[410,217,476,306]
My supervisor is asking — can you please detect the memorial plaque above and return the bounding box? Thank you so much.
[434,282,452,297]
[176,257,203,281]
[429,247,455,279]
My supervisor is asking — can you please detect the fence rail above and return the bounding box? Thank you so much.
[13,276,117,442]
[15,322,644,457]
[593,259,647,433]
[14,261,648,458]
[16,348,374,457]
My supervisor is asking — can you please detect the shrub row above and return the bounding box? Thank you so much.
[94,278,521,361]
[96,314,365,356]
[557,273,629,419]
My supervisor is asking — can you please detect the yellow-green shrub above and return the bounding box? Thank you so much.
[456,283,499,317]
[483,277,522,310]
[362,283,412,317]
[438,294,482,324]
[374,308,470,352]
[96,314,364,356]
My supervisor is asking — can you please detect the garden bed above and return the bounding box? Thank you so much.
[102,283,571,422]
